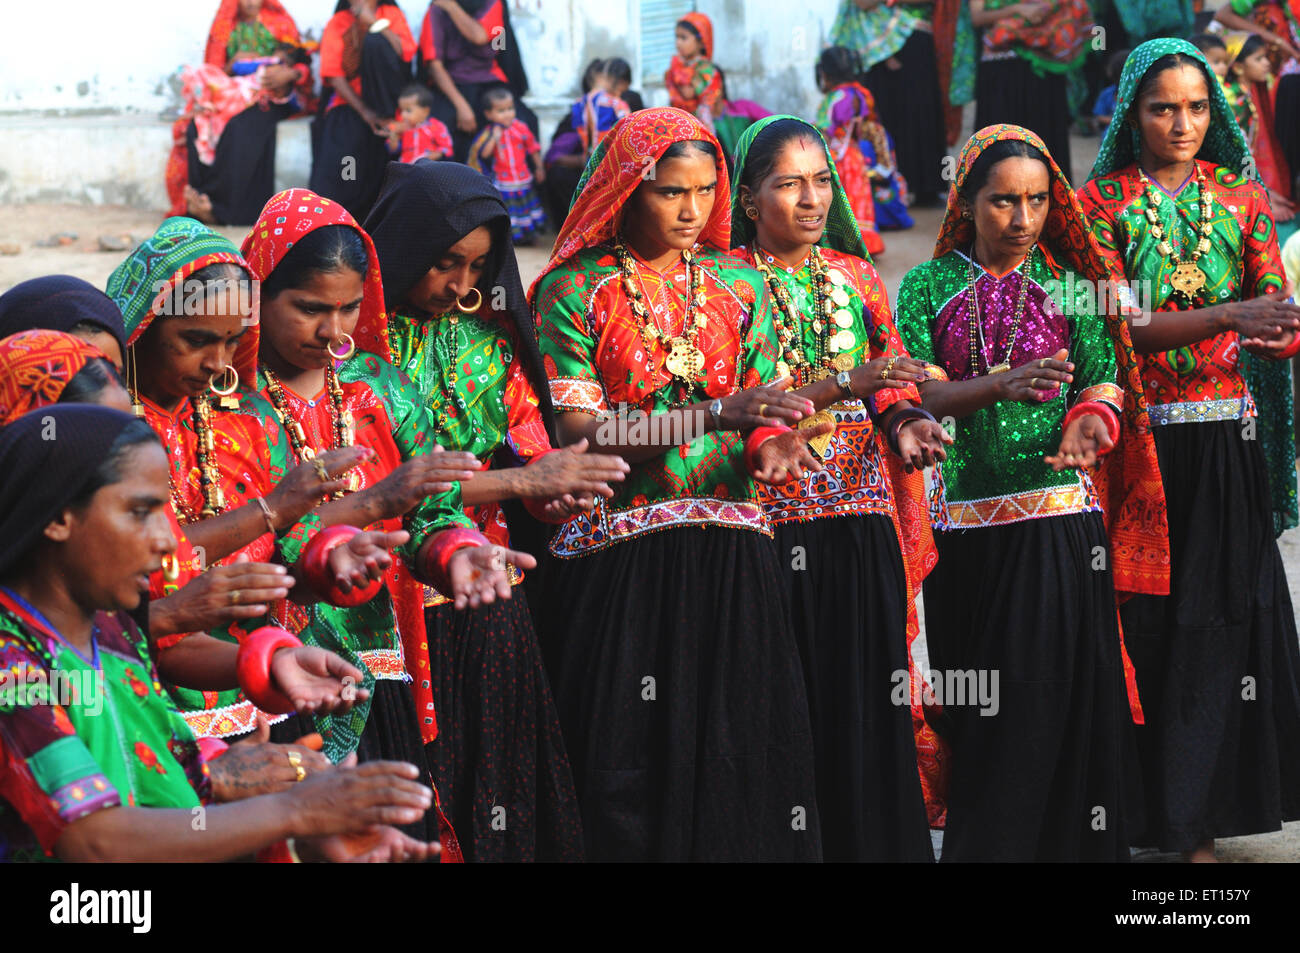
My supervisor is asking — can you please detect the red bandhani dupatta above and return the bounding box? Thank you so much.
[931,0,964,146]
[241,188,390,359]
[242,190,442,744]
[939,124,1171,722]
[204,0,300,69]
[531,107,731,301]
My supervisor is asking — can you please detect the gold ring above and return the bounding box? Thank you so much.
[881,356,898,380]
[228,590,240,606]
[758,403,768,417]
[1031,377,1040,389]
[287,750,305,782]
[1039,358,1048,369]
[312,458,329,483]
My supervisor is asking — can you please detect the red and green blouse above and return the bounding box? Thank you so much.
[533,244,784,556]
[1078,160,1285,425]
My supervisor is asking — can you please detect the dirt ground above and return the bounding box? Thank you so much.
[1,127,1297,860]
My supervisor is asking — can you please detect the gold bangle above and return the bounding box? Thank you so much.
[254,497,278,536]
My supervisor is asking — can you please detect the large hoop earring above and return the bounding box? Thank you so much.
[209,364,240,396]
[161,553,180,583]
[328,332,356,361]
[745,206,759,220]
[456,287,483,314]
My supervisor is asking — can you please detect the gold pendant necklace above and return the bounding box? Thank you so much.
[1139,164,1214,302]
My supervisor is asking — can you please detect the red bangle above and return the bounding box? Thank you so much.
[196,737,230,763]
[1063,400,1121,454]
[743,424,791,476]
[422,527,490,594]
[299,524,385,607]
[236,625,303,715]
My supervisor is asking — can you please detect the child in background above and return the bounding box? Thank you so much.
[572,58,632,152]
[387,84,453,163]
[815,46,886,255]
[1092,47,1130,130]
[665,13,724,131]
[468,87,547,244]
[1223,33,1295,221]
[1190,33,1229,79]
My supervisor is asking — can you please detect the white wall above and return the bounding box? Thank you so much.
[0,0,842,206]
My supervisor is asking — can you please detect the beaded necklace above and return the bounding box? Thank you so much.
[262,365,353,499]
[613,238,708,408]
[1138,164,1215,302]
[751,245,857,383]
[966,245,1033,376]
[429,310,485,442]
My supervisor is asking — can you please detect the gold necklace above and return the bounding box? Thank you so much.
[1139,164,1215,302]
[614,239,708,407]
[262,366,355,499]
[751,245,857,382]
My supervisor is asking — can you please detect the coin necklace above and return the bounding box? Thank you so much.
[614,238,708,408]
[1138,164,1214,302]
[752,245,857,384]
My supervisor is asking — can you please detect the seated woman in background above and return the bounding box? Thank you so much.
[0,405,440,862]
[166,0,311,227]
[309,1,416,221]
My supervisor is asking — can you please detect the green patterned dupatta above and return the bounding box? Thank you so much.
[728,114,869,260]
[1089,38,1297,533]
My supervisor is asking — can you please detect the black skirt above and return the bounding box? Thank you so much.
[1120,419,1300,852]
[309,33,411,220]
[774,513,933,862]
[864,30,946,200]
[975,57,1073,185]
[1275,75,1300,185]
[424,590,584,862]
[269,678,439,843]
[187,101,292,226]
[534,526,822,862]
[923,510,1139,861]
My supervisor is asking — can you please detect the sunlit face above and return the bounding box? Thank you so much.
[962,156,1051,265]
[405,226,493,316]
[743,136,833,253]
[1236,48,1273,84]
[260,269,364,373]
[485,97,515,127]
[238,0,263,21]
[1133,64,1211,166]
[133,280,251,404]
[47,442,176,613]
[398,95,430,127]
[624,149,717,261]
[71,328,124,371]
[675,26,702,60]
[1203,46,1229,78]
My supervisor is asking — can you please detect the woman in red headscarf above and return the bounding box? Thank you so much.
[165,0,312,226]
[528,107,931,861]
[240,191,540,836]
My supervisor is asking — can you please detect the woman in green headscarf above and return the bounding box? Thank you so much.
[1079,38,1300,862]
[730,115,950,861]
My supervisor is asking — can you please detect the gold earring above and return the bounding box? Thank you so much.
[209,364,240,407]
[328,332,356,361]
[456,287,483,313]
[746,206,759,220]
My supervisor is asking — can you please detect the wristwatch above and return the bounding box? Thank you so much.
[835,370,854,401]
[709,398,724,431]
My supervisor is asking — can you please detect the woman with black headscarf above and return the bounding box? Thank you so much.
[0,405,442,862]
[365,159,628,861]
[0,276,127,370]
